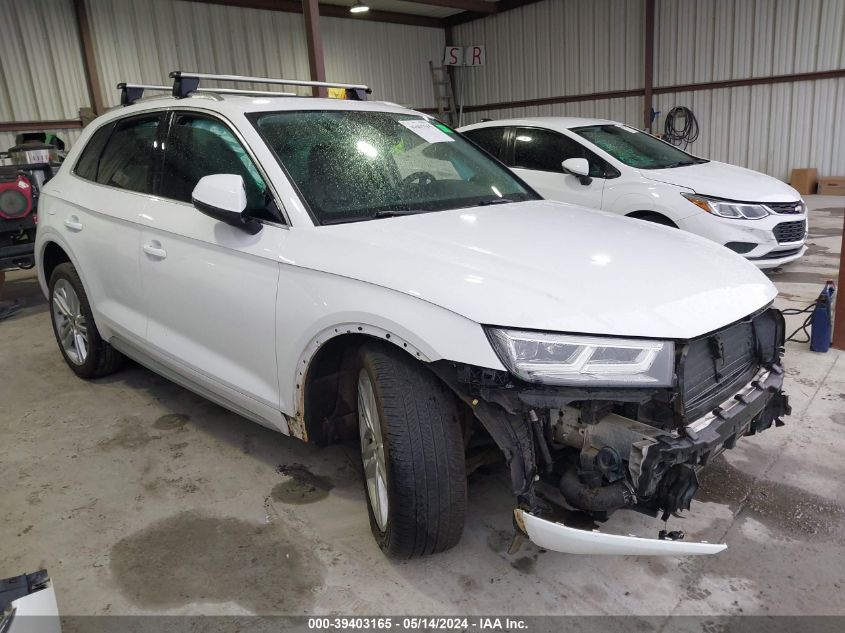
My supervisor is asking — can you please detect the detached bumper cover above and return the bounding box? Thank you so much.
[514,508,726,556]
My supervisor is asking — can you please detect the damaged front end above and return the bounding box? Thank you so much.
[432,307,791,555]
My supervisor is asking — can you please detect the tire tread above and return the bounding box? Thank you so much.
[360,342,466,558]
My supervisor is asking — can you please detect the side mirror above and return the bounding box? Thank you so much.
[192,174,262,235]
[562,158,592,185]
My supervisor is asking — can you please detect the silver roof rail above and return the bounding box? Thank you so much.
[118,82,297,106]
[169,71,372,100]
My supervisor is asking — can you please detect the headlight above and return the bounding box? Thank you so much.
[681,193,769,219]
[486,328,675,387]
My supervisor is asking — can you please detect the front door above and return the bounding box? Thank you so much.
[139,111,284,427]
[508,126,606,209]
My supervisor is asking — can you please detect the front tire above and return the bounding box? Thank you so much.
[356,342,467,558]
[49,262,123,379]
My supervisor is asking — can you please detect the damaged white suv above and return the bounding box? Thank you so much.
[36,73,790,558]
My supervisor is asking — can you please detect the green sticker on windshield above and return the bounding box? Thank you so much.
[433,122,455,134]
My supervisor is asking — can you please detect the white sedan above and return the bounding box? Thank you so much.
[460,117,807,269]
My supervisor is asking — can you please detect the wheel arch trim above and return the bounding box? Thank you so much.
[36,233,91,302]
[289,322,432,441]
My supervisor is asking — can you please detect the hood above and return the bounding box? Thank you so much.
[294,201,776,340]
[641,160,800,202]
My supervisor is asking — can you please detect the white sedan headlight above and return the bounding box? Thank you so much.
[486,328,674,387]
[681,193,769,219]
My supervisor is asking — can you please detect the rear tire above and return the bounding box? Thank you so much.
[48,262,123,379]
[356,342,467,558]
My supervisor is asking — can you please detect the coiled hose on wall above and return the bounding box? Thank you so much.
[663,106,699,149]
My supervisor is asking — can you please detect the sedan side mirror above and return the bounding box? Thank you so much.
[192,174,262,235]
[562,158,592,185]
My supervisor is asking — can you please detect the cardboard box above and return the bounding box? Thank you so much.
[790,168,817,195]
[818,177,845,196]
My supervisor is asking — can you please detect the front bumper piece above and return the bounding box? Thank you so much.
[514,508,726,555]
[512,365,789,556]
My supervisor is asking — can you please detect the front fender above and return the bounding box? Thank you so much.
[276,265,505,421]
[604,181,697,222]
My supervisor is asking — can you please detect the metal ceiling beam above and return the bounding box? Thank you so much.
[192,0,445,28]
[445,0,543,26]
[400,0,495,14]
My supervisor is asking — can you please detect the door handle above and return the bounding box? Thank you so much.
[64,216,83,231]
[143,242,167,259]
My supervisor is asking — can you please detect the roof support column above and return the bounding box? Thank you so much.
[302,0,327,98]
[643,0,655,131]
[72,0,104,115]
[833,213,845,350]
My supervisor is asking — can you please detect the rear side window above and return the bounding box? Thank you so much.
[160,113,268,214]
[74,122,114,181]
[512,127,609,178]
[97,115,163,194]
[462,127,506,159]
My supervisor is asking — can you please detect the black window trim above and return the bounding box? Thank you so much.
[71,120,116,182]
[68,106,289,228]
[458,125,508,163]
[161,109,288,227]
[70,111,168,198]
[506,125,621,179]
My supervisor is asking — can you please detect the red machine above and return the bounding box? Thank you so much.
[0,173,34,220]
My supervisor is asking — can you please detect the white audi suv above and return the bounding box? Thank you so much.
[35,74,791,558]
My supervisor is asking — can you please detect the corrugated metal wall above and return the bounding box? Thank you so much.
[86,0,443,110]
[323,18,443,109]
[653,0,845,179]
[453,0,642,113]
[3,0,843,179]
[0,0,88,151]
[453,0,845,180]
[1,0,443,150]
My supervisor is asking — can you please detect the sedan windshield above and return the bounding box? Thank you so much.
[572,124,708,170]
[251,110,537,224]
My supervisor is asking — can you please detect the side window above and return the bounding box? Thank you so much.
[462,127,506,160]
[97,115,162,194]
[512,127,609,178]
[74,122,114,182]
[161,113,269,217]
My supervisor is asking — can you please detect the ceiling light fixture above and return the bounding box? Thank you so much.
[350,1,369,13]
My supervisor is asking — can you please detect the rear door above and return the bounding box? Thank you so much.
[461,126,508,161]
[506,126,607,209]
[61,113,165,341]
[138,110,284,427]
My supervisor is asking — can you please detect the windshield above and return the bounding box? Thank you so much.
[572,124,707,169]
[251,110,537,224]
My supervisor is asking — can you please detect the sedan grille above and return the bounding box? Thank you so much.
[773,220,806,244]
[766,202,804,215]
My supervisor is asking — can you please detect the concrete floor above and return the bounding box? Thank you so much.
[2,196,844,617]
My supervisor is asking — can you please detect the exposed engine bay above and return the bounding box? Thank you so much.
[432,307,791,553]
